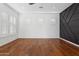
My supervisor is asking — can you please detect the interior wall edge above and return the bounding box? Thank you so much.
[60,38,79,47]
[60,3,73,13]
[4,3,20,15]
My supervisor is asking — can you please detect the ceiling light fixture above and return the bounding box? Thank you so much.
[39,6,43,8]
[29,3,35,5]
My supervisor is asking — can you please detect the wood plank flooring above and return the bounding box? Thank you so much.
[0,38,79,56]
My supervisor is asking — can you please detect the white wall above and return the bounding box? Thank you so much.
[19,13,59,38]
[0,4,19,46]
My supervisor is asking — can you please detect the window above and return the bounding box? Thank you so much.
[9,15,16,34]
[0,12,8,34]
[0,12,17,35]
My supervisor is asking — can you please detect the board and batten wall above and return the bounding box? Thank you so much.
[19,13,59,38]
[60,3,79,45]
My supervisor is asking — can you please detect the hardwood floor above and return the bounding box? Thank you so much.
[0,38,79,56]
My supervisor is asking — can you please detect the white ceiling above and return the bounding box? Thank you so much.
[8,3,73,13]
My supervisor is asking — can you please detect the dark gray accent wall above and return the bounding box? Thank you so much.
[60,3,79,44]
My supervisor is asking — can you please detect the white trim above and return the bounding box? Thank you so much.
[60,38,79,47]
[22,12,59,14]
[0,35,17,46]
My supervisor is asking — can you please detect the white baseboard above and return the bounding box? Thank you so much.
[60,38,79,47]
[0,35,18,46]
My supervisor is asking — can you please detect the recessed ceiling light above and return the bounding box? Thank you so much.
[39,6,43,8]
[29,3,35,5]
